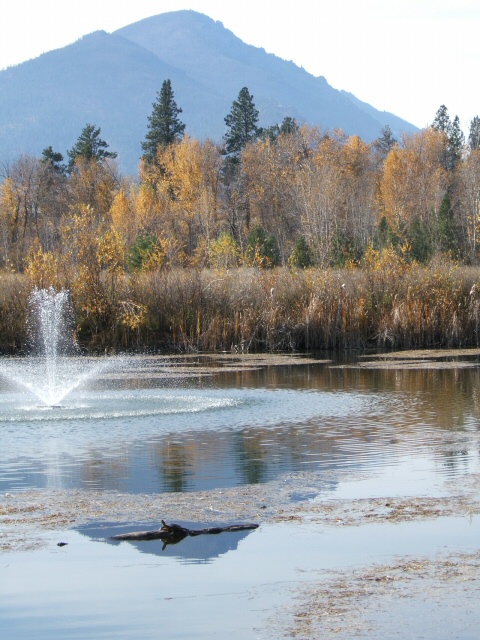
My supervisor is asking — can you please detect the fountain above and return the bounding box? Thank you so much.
[0,288,377,497]
[0,287,106,407]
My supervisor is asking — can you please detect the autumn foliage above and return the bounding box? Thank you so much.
[1,123,480,352]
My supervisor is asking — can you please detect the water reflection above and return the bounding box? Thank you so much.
[2,517,480,640]
[1,354,480,494]
[76,520,257,563]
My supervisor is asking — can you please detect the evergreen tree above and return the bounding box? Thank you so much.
[141,79,185,165]
[41,146,65,174]
[432,104,452,171]
[328,231,358,268]
[127,234,160,272]
[408,217,433,263]
[279,116,298,136]
[434,192,457,254]
[67,123,117,172]
[262,116,298,143]
[373,216,398,250]
[224,87,261,159]
[288,236,313,268]
[373,125,397,159]
[246,225,280,267]
[432,105,464,170]
[432,104,452,134]
[449,116,465,168]
[469,116,480,151]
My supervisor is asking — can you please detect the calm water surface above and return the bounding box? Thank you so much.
[1,353,480,638]
[1,354,479,493]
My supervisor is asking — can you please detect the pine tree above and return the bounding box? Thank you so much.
[67,123,117,172]
[41,146,65,175]
[432,105,452,135]
[432,105,452,171]
[469,116,480,151]
[449,116,465,168]
[435,192,458,255]
[288,236,313,268]
[432,106,464,170]
[246,225,280,267]
[373,125,397,159]
[141,79,185,165]
[262,116,298,143]
[223,87,261,159]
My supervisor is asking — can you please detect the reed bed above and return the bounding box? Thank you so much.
[0,273,30,353]
[2,262,480,354]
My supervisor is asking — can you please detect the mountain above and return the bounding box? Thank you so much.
[0,10,417,174]
[0,29,214,174]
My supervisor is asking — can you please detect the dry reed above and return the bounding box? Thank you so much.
[2,262,480,353]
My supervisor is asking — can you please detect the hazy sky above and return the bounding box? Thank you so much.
[1,0,478,133]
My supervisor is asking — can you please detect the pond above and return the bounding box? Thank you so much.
[1,351,480,638]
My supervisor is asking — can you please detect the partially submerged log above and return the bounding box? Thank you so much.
[111,520,259,548]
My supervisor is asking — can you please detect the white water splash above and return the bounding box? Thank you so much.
[0,287,112,406]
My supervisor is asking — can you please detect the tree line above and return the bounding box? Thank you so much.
[1,79,480,280]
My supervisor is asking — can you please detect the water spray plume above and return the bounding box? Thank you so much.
[1,287,108,407]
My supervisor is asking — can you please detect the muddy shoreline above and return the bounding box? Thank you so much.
[2,464,480,552]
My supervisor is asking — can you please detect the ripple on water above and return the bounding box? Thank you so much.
[0,372,479,494]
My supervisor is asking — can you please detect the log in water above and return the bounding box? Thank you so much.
[111,520,259,544]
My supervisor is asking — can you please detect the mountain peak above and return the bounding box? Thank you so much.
[0,11,417,174]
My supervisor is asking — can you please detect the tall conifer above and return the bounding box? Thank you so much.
[223,87,261,160]
[67,123,117,172]
[141,79,185,165]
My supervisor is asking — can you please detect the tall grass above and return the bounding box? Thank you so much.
[0,273,30,353]
[2,262,480,353]
[124,263,480,352]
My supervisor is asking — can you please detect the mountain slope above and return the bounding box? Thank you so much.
[116,10,417,142]
[0,29,215,173]
[0,10,418,174]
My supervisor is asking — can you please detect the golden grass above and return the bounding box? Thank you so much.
[2,262,480,353]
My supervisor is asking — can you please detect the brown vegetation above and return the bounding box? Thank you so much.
[2,260,480,353]
[1,123,480,353]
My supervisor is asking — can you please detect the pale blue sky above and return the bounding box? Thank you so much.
[1,0,478,133]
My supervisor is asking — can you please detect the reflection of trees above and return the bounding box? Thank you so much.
[234,432,267,484]
[80,448,128,490]
[233,424,340,485]
[214,362,480,434]
[154,440,193,492]
[76,359,480,493]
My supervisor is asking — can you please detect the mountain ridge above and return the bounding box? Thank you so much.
[0,10,418,174]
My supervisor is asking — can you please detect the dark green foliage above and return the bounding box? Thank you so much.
[224,87,261,158]
[328,231,359,268]
[432,105,464,170]
[246,225,280,267]
[434,192,458,255]
[449,116,465,168]
[468,116,480,151]
[432,104,451,134]
[67,123,117,171]
[407,217,433,263]
[262,116,299,143]
[141,79,185,165]
[373,125,397,159]
[127,234,160,271]
[41,146,65,174]
[373,216,398,250]
[289,236,313,268]
[279,116,298,136]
